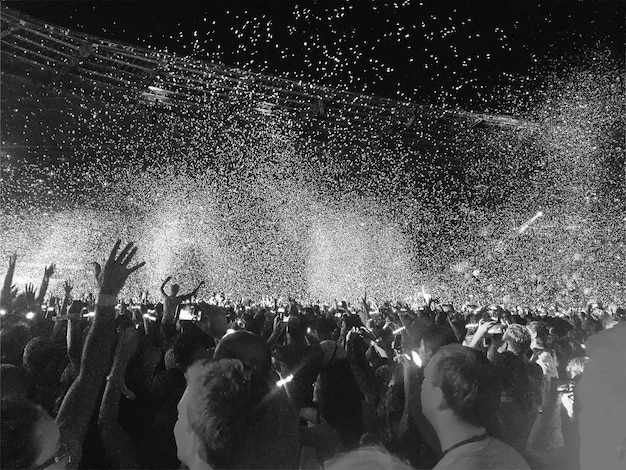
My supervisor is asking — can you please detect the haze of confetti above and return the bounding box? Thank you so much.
[1,9,624,306]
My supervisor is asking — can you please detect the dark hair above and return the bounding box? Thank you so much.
[317,359,364,450]
[173,330,214,370]
[428,344,502,427]
[286,315,307,338]
[492,351,534,409]
[214,330,272,378]
[0,323,31,366]
[1,399,47,468]
[186,359,267,469]
[22,337,67,378]
[0,364,33,401]
[421,323,457,358]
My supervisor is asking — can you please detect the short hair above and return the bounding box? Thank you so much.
[325,446,413,470]
[22,337,66,376]
[567,356,589,381]
[214,330,272,378]
[1,399,47,469]
[0,365,33,401]
[502,324,531,355]
[428,344,502,427]
[286,314,307,338]
[186,359,268,469]
[172,330,214,370]
[421,323,457,357]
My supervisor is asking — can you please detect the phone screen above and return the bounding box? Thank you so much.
[179,305,201,321]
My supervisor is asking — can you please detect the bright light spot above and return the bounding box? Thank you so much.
[0,309,6,316]
[411,350,423,367]
[392,326,405,335]
[276,374,294,387]
[26,312,35,320]
[83,312,96,318]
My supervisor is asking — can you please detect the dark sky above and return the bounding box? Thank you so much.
[7,0,625,113]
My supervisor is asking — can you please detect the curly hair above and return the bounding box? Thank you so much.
[428,344,502,427]
[185,358,268,469]
[502,324,532,355]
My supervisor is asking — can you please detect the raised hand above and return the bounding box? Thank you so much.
[24,283,36,304]
[8,253,17,270]
[63,280,74,296]
[93,241,145,297]
[44,263,56,279]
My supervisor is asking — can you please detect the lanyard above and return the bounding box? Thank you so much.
[441,433,489,458]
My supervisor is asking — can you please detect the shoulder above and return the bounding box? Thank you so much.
[435,438,529,470]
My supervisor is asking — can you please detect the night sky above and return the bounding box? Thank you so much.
[7,0,625,113]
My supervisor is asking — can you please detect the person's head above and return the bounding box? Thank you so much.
[313,317,339,341]
[0,323,32,366]
[527,321,550,350]
[317,359,363,450]
[492,351,534,409]
[0,364,33,401]
[171,283,180,296]
[500,323,532,356]
[197,303,228,339]
[421,344,501,432]
[172,330,214,371]
[286,314,307,340]
[566,356,589,382]
[417,323,457,367]
[214,330,272,379]
[1,398,70,469]
[176,358,267,469]
[325,446,413,470]
[22,337,67,383]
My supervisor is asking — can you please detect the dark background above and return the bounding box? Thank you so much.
[6,0,624,113]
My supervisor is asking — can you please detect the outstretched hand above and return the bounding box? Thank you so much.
[24,283,36,304]
[44,263,56,279]
[93,241,145,297]
[63,280,73,296]
[8,253,17,270]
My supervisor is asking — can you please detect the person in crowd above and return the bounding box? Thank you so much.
[160,276,204,324]
[175,358,268,470]
[273,314,324,411]
[1,242,624,470]
[420,343,530,469]
[325,445,414,470]
[1,240,145,469]
[213,330,301,469]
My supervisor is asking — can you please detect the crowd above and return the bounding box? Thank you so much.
[1,241,625,470]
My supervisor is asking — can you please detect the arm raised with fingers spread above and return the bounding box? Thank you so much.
[56,241,145,467]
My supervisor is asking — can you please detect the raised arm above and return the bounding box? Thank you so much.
[98,325,141,469]
[180,280,205,302]
[35,263,56,305]
[56,241,145,465]
[160,276,172,298]
[0,253,17,310]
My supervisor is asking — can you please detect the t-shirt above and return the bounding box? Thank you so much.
[433,437,530,470]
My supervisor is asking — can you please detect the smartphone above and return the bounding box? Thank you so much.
[179,305,201,322]
[282,314,290,323]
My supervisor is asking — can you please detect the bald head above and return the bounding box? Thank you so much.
[214,330,272,378]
